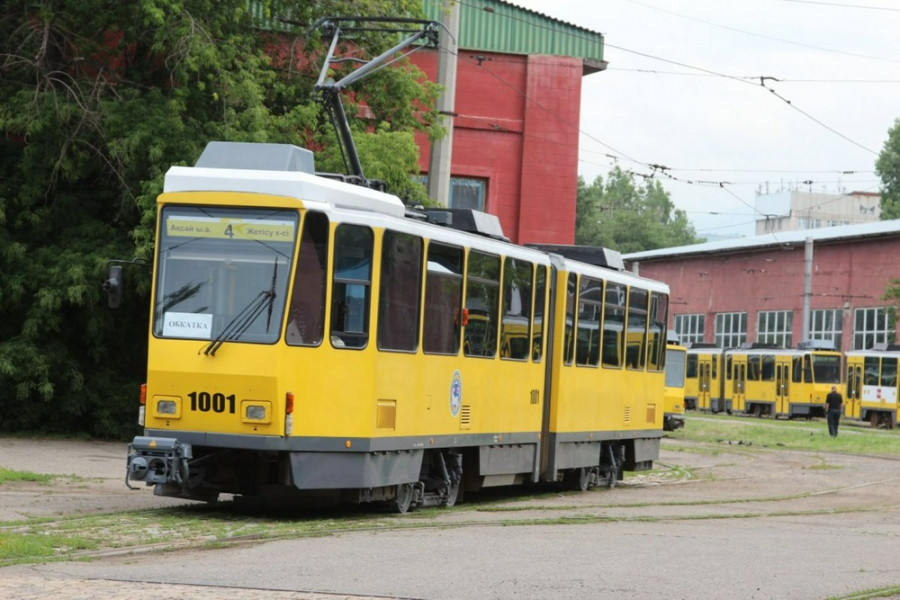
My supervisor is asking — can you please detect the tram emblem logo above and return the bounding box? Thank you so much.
[450,370,462,417]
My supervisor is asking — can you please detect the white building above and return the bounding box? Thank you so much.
[755,190,880,235]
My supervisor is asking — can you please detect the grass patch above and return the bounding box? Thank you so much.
[0,531,96,565]
[828,585,900,600]
[0,468,55,485]
[668,413,900,455]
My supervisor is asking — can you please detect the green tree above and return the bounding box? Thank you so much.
[876,118,900,219]
[575,167,703,253]
[0,0,439,437]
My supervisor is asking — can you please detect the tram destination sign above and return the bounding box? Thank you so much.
[165,215,295,242]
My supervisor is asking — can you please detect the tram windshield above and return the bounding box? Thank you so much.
[153,205,298,347]
[811,354,841,384]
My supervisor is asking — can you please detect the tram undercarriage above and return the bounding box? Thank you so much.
[126,436,655,512]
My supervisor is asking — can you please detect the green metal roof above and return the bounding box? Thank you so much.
[423,0,606,70]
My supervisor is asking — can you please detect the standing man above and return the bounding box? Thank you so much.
[825,385,844,438]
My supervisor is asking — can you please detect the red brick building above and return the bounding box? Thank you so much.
[624,221,900,353]
[412,0,607,245]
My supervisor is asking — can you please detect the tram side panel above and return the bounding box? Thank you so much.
[685,349,724,413]
[726,349,842,419]
[543,262,667,486]
[845,352,897,429]
[663,345,687,431]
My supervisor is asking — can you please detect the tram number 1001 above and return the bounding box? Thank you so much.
[188,391,237,414]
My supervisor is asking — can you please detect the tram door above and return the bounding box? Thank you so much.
[697,359,712,411]
[731,362,746,413]
[845,361,862,419]
[775,363,791,416]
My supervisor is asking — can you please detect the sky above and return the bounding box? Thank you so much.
[506,0,900,239]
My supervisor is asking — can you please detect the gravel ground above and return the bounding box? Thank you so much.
[2,431,900,599]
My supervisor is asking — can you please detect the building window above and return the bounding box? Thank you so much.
[417,175,487,211]
[450,178,486,211]
[809,309,843,351]
[757,310,793,348]
[854,307,895,350]
[675,314,705,345]
[715,312,747,349]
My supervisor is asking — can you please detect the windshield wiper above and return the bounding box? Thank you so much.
[204,258,279,356]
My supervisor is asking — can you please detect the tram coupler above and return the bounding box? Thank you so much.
[126,436,192,490]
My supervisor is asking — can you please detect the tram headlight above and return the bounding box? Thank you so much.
[241,401,271,424]
[157,400,177,415]
[246,405,266,420]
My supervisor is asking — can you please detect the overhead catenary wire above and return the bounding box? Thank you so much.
[417,0,891,235]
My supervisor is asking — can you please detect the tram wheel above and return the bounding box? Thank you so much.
[443,478,461,507]
[606,467,618,489]
[390,482,414,514]
[564,467,591,492]
[870,412,881,428]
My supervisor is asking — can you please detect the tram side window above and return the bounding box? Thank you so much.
[882,357,897,387]
[576,276,603,367]
[464,251,500,358]
[330,225,373,349]
[378,231,423,352]
[532,265,547,362]
[761,355,776,381]
[286,211,328,346]
[686,354,698,378]
[647,292,668,371]
[726,355,733,380]
[564,273,577,365]
[793,356,803,383]
[500,257,533,361]
[602,282,626,367]
[423,243,463,355]
[626,287,649,370]
[747,356,761,381]
[864,356,879,385]
[803,355,813,383]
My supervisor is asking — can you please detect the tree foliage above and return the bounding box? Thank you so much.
[575,167,703,253]
[0,0,439,437]
[876,118,900,220]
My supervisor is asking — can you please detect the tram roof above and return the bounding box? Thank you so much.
[622,219,900,262]
[163,165,407,218]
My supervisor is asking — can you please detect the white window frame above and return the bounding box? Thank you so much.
[715,312,747,349]
[854,307,895,350]
[757,310,793,348]
[809,308,843,351]
[674,314,705,345]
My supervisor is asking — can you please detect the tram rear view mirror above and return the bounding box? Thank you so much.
[104,265,123,309]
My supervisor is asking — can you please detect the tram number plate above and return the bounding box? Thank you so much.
[188,391,237,414]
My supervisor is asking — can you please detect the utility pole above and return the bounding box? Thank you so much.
[802,237,813,342]
[427,0,460,207]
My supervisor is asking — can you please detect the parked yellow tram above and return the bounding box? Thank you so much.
[663,340,687,430]
[121,142,671,510]
[684,344,723,412]
[724,345,842,418]
[845,349,897,429]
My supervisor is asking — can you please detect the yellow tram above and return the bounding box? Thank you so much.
[663,340,687,430]
[723,346,842,418]
[684,344,723,412]
[845,348,897,429]
[122,142,671,510]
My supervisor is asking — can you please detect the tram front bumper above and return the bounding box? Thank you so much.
[126,436,192,489]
